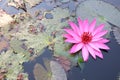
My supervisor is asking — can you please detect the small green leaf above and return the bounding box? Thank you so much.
[77,55,85,71]
[78,57,84,64]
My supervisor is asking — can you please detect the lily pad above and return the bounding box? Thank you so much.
[10,38,30,62]
[0,40,9,52]
[112,27,120,44]
[54,56,71,71]
[10,12,53,56]
[8,0,26,11]
[60,0,70,3]
[0,50,28,80]
[76,0,120,38]
[54,36,78,66]
[25,0,42,7]
[40,7,74,35]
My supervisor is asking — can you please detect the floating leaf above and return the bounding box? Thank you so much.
[0,8,13,27]
[77,56,85,71]
[17,73,28,80]
[54,56,71,71]
[0,40,9,52]
[44,0,62,10]
[0,50,29,79]
[60,0,70,3]
[112,27,120,44]
[54,37,84,70]
[40,7,74,35]
[18,33,52,54]
[50,61,67,80]
[117,73,120,80]
[10,38,25,53]
[76,0,120,38]
[54,37,78,66]
[9,38,30,62]
[10,13,53,56]
[25,0,42,7]
[8,0,26,11]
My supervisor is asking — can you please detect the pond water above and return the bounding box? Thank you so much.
[0,0,120,80]
[23,33,120,80]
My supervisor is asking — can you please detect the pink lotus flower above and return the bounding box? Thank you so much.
[63,18,110,61]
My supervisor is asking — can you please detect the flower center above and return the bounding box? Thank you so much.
[81,32,92,44]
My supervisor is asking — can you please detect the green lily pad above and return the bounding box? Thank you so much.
[25,0,42,7]
[8,0,26,11]
[112,27,120,44]
[40,7,74,35]
[0,50,28,80]
[54,36,78,66]
[76,0,120,38]
[10,12,53,56]
[10,38,30,62]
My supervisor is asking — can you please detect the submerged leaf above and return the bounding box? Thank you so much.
[50,61,67,80]
[33,60,67,80]
[33,63,48,80]
[33,59,51,80]
[43,58,51,72]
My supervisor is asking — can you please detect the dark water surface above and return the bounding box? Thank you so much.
[68,33,120,80]
[23,48,53,80]
[0,0,120,80]
[23,33,120,80]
